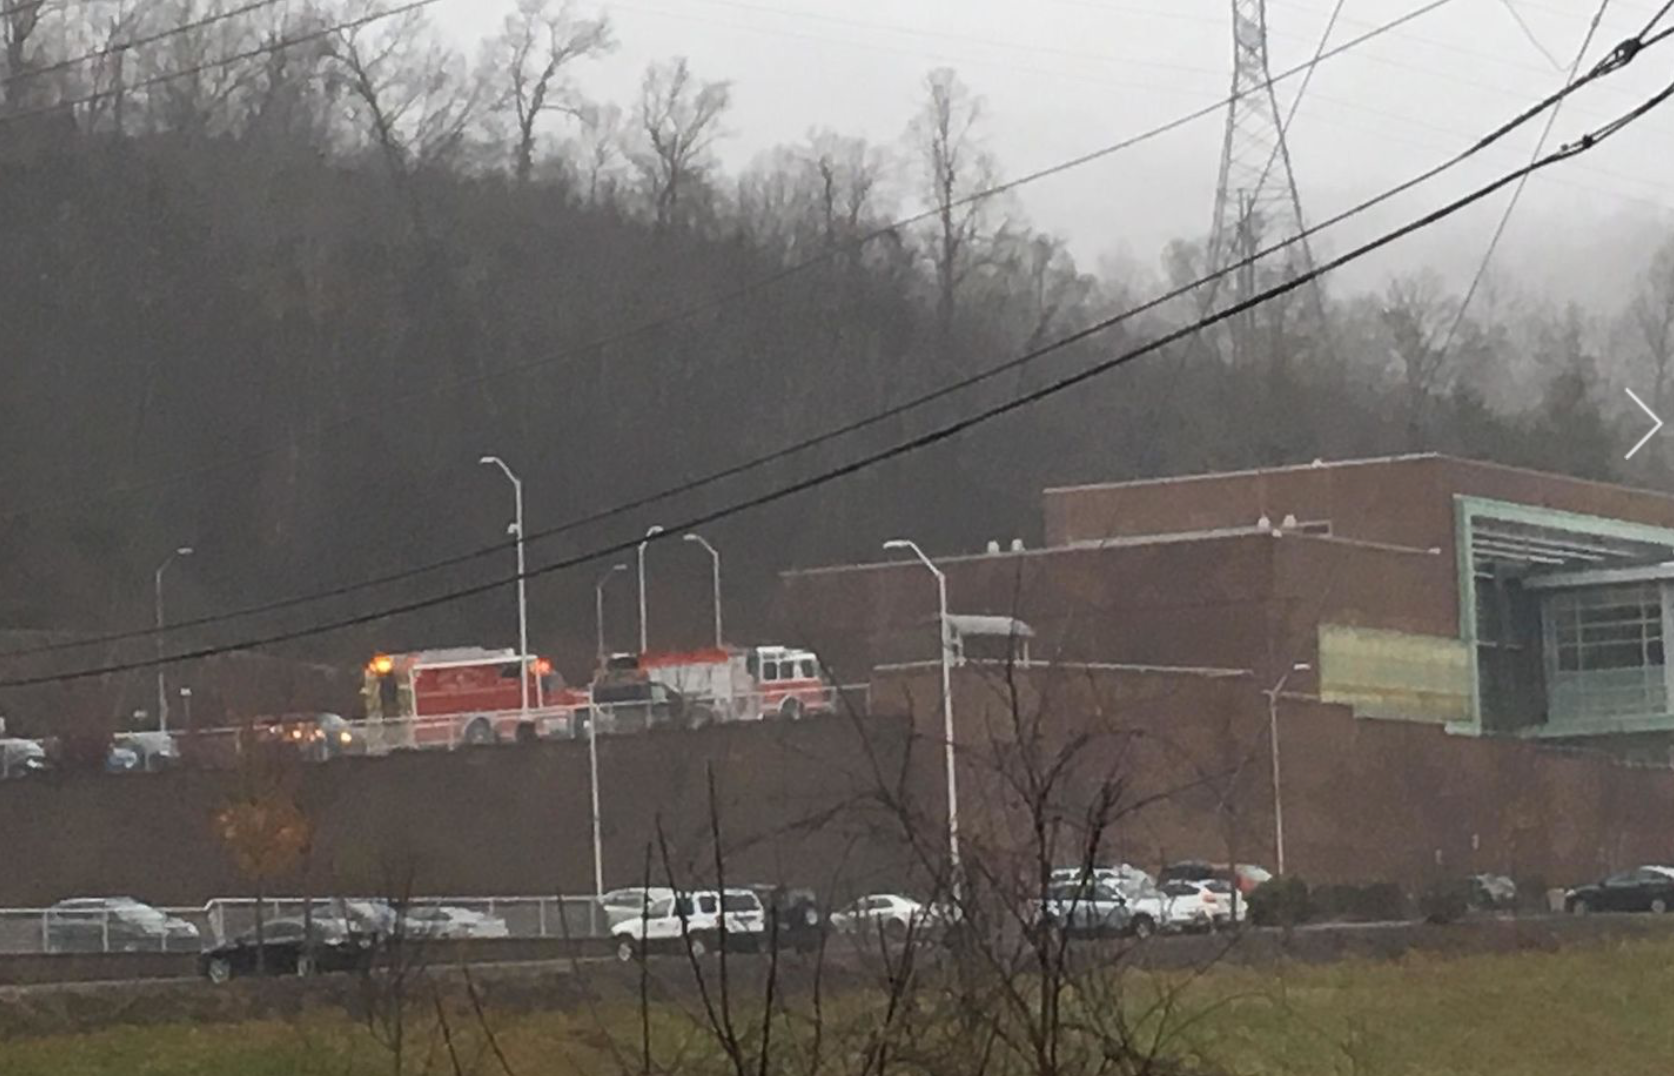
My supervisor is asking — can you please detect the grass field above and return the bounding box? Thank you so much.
[6,937,1673,1076]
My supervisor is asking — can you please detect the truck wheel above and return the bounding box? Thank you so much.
[779,697,805,721]
[514,722,539,744]
[687,934,709,959]
[1130,915,1156,940]
[206,957,233,984]
[296,954,316,978]
[1570,898,1590,916]
[463,719,496,746]
[615,937,637,963]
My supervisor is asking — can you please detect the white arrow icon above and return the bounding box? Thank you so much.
[1626,388,1664,460]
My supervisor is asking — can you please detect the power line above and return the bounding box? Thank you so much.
[1498,0,1568,70]
[0,0,1461,530]
[6,7,1665,663]
[1432,0,1614,359]
[1642,1,1674,35]
[0,0,291,91]
[8,55,1673,685]
[0,0,442,127]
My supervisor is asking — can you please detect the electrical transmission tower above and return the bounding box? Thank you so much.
[1206,0,1320,362]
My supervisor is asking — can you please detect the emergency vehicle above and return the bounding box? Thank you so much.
[362,648,589,749]
[608,645,834,724]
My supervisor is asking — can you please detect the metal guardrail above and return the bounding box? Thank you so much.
[0,684,872,779]
[0,896,611,955]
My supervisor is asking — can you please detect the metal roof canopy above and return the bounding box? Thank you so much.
[1470,518,1673,572]
[1522,561,1674,591]
[943,614,1036,639]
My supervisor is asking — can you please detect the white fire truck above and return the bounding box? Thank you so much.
[607,645,835,724]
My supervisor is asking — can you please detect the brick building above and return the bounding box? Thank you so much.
[779,454,1674,755]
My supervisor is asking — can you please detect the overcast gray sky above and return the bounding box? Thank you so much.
[435,0,1674,305]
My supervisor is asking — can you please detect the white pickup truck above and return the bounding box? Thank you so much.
[611,889,766,961]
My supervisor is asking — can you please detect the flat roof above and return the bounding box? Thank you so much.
[1043,453,1443,495]
[1043,453,1674,506]
[873,660,1253,681]
[783,527,1440,579]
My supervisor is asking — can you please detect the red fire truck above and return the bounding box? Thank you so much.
[614,645,835,723]
[361,648,589,750]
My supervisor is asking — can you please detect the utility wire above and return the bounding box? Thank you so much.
[0,0,440,126]
[6,10,1667,662]
[0,0,291,90]
[1642,0,1674,35]
[0,0,1461,529]
[1431,0,1614,359]
[8,59,1673,686]
[1499,0,1568,69]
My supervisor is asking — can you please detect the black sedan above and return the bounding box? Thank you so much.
[198,917,375,983]
[1565,866,1674,915]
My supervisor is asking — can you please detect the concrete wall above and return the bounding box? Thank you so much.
[0,715,917,908]
[6,664,1673,909]
[873,665,1674,888]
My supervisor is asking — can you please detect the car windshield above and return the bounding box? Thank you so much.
[721,893,759,913]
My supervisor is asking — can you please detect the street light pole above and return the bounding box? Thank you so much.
[595,564,629,664]
[154,546,193,733]
[637,526,664,655]
[479,456,529,720]
[883,538,960,901]
[1264,662,1312,877]
[683,533,723,647]
[589,704,604,901]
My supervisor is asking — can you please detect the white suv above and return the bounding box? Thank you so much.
[612,889,765,961]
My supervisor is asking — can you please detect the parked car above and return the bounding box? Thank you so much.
[254,712,364,761]
[1158,861,1273,895]
[198,916,375,983]
[611,889,766,961]
[400,905,511,940]
[1049,863,1155,895]
[1468,873,1518,910]
[1155,879,1234,932]
[44,897,200,953]
[113,731,180,772]
[1564,866,1674,915]
[827,894,941,940]
[590,681,687,733]
[310,898,401,937]
[1035,880,1154,939]
[0,738,48,779]
[600,887,679,925]
[749,885,824,952]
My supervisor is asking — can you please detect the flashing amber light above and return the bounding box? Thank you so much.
[370,654,395,676]
[533,658,553,676]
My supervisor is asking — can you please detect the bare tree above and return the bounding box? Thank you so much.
[570,99,625,205]
[1,0,51,113]
[1627,233,1674,412]
[908,67,1003,354]
[327,1,484,179]
[1380,270,1458,449]
[629,56,730,229]
[486,0,611,186]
